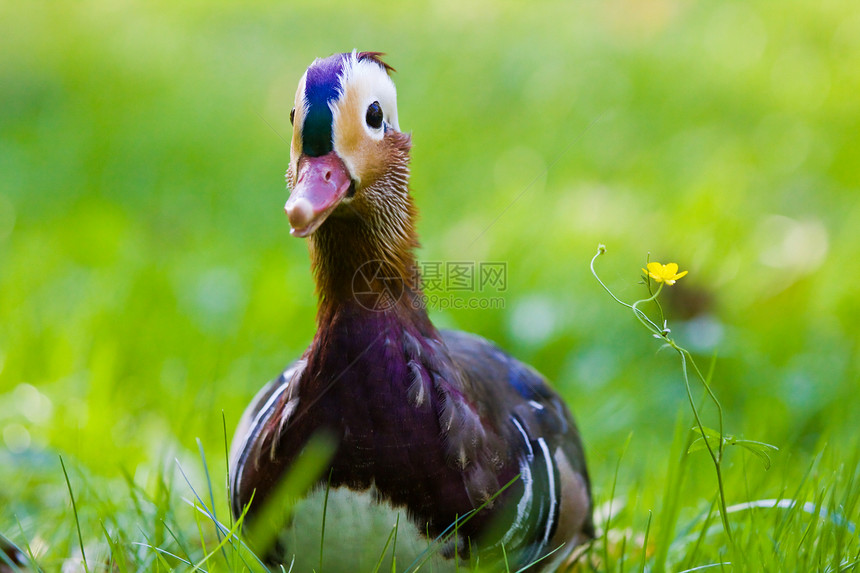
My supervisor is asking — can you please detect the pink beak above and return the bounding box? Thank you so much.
[284,152,353,237]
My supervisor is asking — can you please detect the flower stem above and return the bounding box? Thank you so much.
[591,245,735,546]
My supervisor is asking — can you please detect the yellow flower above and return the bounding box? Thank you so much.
[643,262,688,285]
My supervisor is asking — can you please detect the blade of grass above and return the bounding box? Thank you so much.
[223,411,234,533]
[391,513,400,573]
[677,563,731,572]
[196,438,229,565]
[178,472,268,571]
[454,513,460,573]
[15,516,43,573]
[653,411,692,572]
[223,411,238,572]
[682,497,718,570]
[185,497,269,570]
[603,432,633,567]
[501,544,509,573]
[59,455,89,573]
[405,474,521,572]
[371,520,400,573]
[512,543,566,573]
[133,542,195,567]
[320,469,333,573]
[184,492,273,573]
[100,521,129,573]
[243,432,337,558]
[161,518,193,565]
[639,510,652,572]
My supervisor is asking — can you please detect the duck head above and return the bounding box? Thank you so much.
[284,51,418,305]
[285,52,411,235]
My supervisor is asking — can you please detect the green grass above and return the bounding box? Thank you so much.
[2,0,860,570]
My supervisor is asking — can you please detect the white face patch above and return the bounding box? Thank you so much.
[328,53,401,186]
[335,52,400,136]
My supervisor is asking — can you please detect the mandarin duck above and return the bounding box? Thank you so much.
[229,51,593,571]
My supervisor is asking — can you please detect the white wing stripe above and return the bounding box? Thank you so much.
[232,367,299,498]
[536,437,557,547]
[500,417,535,547]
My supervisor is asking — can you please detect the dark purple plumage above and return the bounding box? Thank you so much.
[230,51,592,570]
[233,302,517,541]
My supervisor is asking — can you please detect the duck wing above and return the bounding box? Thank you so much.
[439,329,594,563]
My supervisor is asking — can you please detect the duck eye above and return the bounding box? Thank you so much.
[289,108,295,125]
[365,101,383,129]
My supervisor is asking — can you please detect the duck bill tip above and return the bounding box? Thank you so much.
[285,152,352,237]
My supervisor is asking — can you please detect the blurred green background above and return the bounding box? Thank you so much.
[1,0,859,568]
